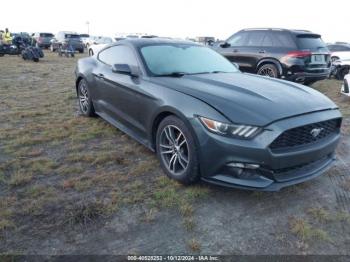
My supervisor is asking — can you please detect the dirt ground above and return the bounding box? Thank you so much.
[0,51,350,255]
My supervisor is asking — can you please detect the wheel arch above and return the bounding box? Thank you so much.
[256,58,283,76]
[149,107,201,153]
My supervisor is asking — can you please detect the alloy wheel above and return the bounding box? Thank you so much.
[79,81,89,113]
[258,67,277,78]
[159,125,189,175]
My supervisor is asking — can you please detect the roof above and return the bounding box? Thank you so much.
[241,28,319,35]
[115,37,199,48]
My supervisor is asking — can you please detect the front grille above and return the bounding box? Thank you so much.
[270,118,341,150]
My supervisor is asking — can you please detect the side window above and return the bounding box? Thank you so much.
[246,31,265,46]
[227,32,248,47]
[98,45,139,67]
[327,45,335,52]
[272,32,297,48]
[261,33,274,47]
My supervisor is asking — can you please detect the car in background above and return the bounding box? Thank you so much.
[75,38,341,191]
[32,32,54,48]
[327,43,350,61]
[342,73,350,97]
[12,32,31,43]
[87,37,114,56]
[212,28,331,85]
[50,31,84,53]
[331,59,350,80]
[327,44,350,62]
[80,34,90,47]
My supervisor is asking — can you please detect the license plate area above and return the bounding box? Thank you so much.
[311,54,326,64]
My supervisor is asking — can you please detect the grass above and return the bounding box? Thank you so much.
[0,52,349,253]
[289,217,332,242]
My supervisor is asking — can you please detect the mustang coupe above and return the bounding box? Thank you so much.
[75,38,342,191]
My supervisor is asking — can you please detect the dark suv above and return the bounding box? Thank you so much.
[212,28,331,85]
[50,31,84,53]
[33,32,54,48]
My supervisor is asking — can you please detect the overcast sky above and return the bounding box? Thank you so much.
[1,0,349,43]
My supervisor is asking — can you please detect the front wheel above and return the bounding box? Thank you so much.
[78,79,95,117]
[156,116,200,185]
[257,64,279,78]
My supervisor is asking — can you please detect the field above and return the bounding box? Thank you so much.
[1,52,350,255]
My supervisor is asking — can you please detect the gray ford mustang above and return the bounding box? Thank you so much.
[75,38,342,191]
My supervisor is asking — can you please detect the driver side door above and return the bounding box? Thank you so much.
[94,45,147,138]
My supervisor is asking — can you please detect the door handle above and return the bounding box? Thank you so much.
[259,50,266,54]
[233,49,239,53]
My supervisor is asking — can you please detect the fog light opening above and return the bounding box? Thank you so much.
[227,162,260,170]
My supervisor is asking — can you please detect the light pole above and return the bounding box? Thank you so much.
[86,21,90,35]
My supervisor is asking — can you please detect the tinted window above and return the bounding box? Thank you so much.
[80,34,89,38]
[331,45,350,51]
[98,45,138,66]
[246,31,265,46]
[65,34,80,39]
[261,33,274,47]
[296,35,327,50]
[227,32,248,47]
[140,44,238,75]
[40,33,53,37]
[271,32,296,48]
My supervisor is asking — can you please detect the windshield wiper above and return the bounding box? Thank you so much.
[155,72,187,77]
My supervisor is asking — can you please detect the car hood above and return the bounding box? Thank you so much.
[150,72,338,126]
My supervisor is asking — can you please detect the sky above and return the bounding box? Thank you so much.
[1,0,349,43]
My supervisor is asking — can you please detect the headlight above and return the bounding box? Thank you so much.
[199,117,261,139]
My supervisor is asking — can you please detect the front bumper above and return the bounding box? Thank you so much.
[193,109,341,191]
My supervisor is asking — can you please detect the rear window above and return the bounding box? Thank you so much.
[65,34,80,39]
[40,33,53,37]
[296,34,327,50]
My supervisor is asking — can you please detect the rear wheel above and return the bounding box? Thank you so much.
[257,64,279,78]
[156,116,200,185]
[336,67,350,80]
[89,49,94,56]
[78,79,95,117]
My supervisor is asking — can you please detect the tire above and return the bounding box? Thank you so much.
[156,115,200,185]
[336,67,350,80]
[33,57,39,62]
[89,49,94,56]
[50,45,56,52]
[257,63,279,78]
[79,49,84,54]
[77,79,95,117]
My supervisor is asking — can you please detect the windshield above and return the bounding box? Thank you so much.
[40,33,53,37]
[140,44,238,76]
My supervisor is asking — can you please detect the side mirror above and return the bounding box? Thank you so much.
[112,64,139,77]
[220,42,230,48]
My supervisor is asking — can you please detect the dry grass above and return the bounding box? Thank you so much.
[289,217,332,242]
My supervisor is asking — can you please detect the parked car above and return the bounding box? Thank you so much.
[80,33,90,47]
[327,43,350,61]
[212,28,331,85]
[342,73,350,96]
[32,32,54,48]
[75,38,341,191]
[50,31,84,53]
[87,37,114,56]
[331,59,350,80]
